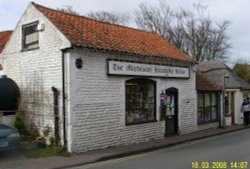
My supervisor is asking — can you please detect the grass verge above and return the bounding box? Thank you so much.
[21,141,70,158]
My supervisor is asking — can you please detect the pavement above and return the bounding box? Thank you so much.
[0,125,249,169]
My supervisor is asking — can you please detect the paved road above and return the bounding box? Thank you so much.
[0,150,25,163]
[72,128,250,169]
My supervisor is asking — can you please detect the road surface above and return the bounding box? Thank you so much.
[72,128,250,169]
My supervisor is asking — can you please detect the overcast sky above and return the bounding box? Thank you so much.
[0,0,250,66]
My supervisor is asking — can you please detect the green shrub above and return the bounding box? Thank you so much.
[14,113,27,136]
[30,124,40,139]
[43,125,51,137]
[49,137,55,147]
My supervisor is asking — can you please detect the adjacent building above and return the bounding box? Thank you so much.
[0,31,12,72]
[198,61,250,126]
[196,71,222,129]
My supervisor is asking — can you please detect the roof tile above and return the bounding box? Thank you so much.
[33,3,194,63]
[0,31,12,53]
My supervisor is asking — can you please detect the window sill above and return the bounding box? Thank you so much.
[20,47,40,52]
[126,120,157,126]
[198,119,219,125]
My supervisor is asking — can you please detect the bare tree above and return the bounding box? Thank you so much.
[87,11,130,26]
[135,1,173,41]
[205,21,231,61]
[57,5,79,15]
[135,1,232,62]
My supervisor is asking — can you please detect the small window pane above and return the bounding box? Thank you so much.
[25,32,38,45]
[198,94,203,107]
[211,107,217,120]
[204,94,210,107]
[204,107,211,122]
[211,93,217,106]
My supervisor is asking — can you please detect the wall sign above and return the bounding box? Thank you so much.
[107,60,190,78]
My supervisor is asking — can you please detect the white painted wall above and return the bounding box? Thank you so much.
[2,3,71,136]
[66,50,197,153]
[234,89,244,124]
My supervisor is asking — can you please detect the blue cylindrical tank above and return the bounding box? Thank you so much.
[0,75,20,111]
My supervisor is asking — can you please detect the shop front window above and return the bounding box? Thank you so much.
[125,78,156,125]
[198,92,219,124]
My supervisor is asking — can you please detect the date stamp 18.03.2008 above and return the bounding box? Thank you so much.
[191,161,249,169]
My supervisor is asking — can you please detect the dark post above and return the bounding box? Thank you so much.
[52,86,60,147]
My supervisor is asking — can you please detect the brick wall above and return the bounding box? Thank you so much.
[66,50,197,153]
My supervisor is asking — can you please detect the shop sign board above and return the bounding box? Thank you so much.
[108,60,190,78]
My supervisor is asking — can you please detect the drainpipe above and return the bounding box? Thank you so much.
[51,86,59,147]
[61,49,67,150]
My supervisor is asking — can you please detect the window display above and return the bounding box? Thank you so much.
[165,95,175,116]
[126,78,156,125]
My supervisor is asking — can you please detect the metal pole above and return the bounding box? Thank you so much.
[221,75,229,128]
[221,85,225,128]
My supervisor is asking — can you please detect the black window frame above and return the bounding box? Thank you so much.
[125,78,156,125]
[22,21,39,51]
[197,92,219,124]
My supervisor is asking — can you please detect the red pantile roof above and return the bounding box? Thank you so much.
[0,31,12,53]
[32,3,194,63]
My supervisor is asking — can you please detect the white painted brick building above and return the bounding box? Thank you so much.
[1,2,203,153]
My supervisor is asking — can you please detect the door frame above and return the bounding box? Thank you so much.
[165,87,178,136]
